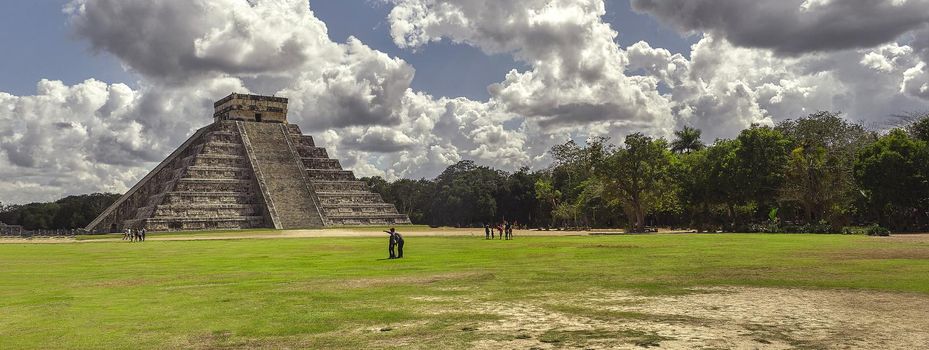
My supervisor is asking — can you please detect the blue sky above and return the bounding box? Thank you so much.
[0,0,693,100]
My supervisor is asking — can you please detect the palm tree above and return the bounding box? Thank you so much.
[671,126,705,154]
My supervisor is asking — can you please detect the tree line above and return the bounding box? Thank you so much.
[2,111,926,232]
[364,112,929,232]
[0,193,121,230]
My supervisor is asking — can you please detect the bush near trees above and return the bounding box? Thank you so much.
[364,112,928,233]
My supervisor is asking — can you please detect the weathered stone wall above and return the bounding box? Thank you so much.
[87,121,270,232]
[286,124,411,226]
[213,93,288,123]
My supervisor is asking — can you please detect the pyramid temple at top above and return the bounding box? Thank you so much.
[86,93,411,232]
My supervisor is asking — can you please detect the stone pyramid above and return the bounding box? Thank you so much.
[86,93,411,232]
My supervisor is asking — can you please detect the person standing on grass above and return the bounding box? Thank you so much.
[394,229,405,258]
[496,223,504,239]
[140,228,146,242]
[386,228,397,259]
[484,223,491,239]
[504,221,512,240]
[123,228,130,241]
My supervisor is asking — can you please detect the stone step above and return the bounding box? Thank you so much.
[291,134,316,148]
[312,181,369,192]
[296,146,328,158]
[324,211,406,218]
[153,204,260,217]
[201,142,244,156]
[302,158,342,170]
[162,191,256,205]
[305,169,355,181]
[327,216,412,226]
[192,154,249,168]
[203,131,239,143]
[174,178,254,192]
[183,166,252,180]
[316,192,384,205]
[322,205,399,216]
[138,216,266,231]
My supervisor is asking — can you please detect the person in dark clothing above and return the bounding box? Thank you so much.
[140,228,146,242]
[496,223,504,239]
[484,223,491,239]
[504,221,512,240]
[386,228,397,259]
[395,231,405,258]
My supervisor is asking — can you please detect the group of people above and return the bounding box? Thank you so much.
[484,221,515,240]
[122,228,146,242]
[385,227,405,259]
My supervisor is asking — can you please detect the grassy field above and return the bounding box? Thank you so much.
[1,233,928,349]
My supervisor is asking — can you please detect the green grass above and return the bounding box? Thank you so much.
[1,233,928,349]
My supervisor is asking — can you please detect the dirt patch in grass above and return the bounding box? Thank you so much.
[437,287,929,349]
[577,244,642,249]
[285,272,494,290]
[882,233,929,243]
[821,247,929,260]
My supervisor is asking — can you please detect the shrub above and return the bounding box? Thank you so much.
[865,224,891,237]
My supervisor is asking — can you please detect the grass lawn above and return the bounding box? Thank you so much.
[1,233,928,349]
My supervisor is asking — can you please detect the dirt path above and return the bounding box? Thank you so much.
[449,286,929,349]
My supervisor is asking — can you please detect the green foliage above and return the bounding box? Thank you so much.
[675,139,740,230]
[777,112,875,227]
[734,125,791,207]
[865,224,891,236]
[854,129,929,230]
[356,112,925,232]
[429,161,505,226]
[670,126,705,154]
[597,133,677,232]
[0,193,120,230]
[902,112,929,142]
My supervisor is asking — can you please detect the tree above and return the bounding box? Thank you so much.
[676,139,740,230]
[534,178,561,228]
[0,193,120,230]
[597,133,676,232]
[429,160,505,226]
[776,112,875,226]
[498,167,540,226]
[732,125,791,222]
[389,178,434,224]
[905,112,929,142]
[855,129,929,230]
[670,126,705,154]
